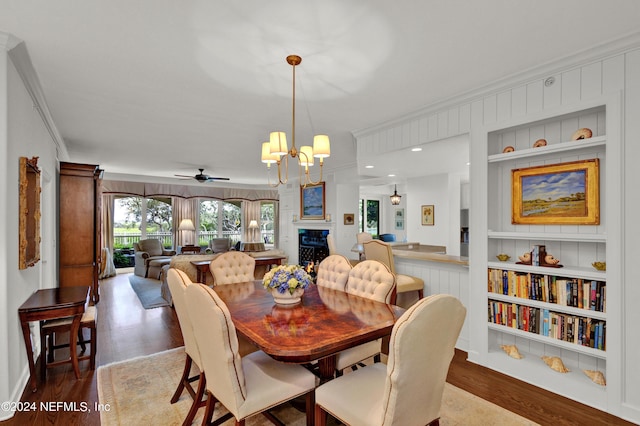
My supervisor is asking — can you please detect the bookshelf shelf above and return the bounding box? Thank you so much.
[487,293,607,320]
[488,231,607,243]
[488,136,606,163]
[487,261,606,281]
[487,323,606,358]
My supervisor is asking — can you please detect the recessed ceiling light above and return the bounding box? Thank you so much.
[365,165,374,169]
[388,174,396,177]
[466,162,470,166]
[411,147,422,152]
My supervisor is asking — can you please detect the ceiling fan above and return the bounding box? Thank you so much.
[174,168,230,183]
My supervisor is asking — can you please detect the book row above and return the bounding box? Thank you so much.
[488,268,606,312]
[488,300,606,350]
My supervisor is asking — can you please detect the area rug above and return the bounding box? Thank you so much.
[128,275,170,309]
[97,347,539,426]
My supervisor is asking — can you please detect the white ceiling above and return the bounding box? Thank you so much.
[1,1,639,187]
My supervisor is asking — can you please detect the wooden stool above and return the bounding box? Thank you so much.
[40,305,97,379]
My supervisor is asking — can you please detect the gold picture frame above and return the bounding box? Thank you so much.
[511,159,599,225]
[300,182,325,220]
[343,213,355,225]
[421,205,434,226]
[19,156,41,269]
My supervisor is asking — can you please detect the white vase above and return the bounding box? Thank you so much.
[270,287,304,305]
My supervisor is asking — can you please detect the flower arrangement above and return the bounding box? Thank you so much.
[263,264,313,295]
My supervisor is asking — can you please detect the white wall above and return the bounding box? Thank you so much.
[0,40,60,419]
[405,173,449,248]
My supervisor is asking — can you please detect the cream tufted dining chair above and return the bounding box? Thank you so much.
[210,251,256,285]
[363,239,425,302]
[355,232,373,260]
[315,294,467,426]
[316,254,352,291]
[333,260,396,375]
[185,283,317,426]
[166,268,206,425]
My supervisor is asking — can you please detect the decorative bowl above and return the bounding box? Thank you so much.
[592,262,606,271]
[496,254,510,262]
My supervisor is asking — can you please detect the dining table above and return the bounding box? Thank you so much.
[213,281,405,382]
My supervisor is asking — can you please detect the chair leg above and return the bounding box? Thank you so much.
[78,328,87,354]
[305,391,315,426]
[202,390,218,426]
[373,354,381,363]
[182,372,206,426]
[89,325,97,370]
[314,404,328,426]
[171,354,193,403]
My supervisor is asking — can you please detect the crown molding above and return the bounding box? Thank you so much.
[0,31,69,161]
[353,30,640,138]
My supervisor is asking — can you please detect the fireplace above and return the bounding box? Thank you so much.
[298,229,329,268]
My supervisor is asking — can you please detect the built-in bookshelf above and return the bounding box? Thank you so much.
[476,96,621,411]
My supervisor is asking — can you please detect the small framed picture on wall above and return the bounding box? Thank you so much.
[421,205,434,226]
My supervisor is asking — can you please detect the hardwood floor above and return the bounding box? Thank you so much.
[2,272,632,425]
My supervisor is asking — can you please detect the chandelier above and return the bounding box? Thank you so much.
[261,55,330,188]
[390,185,402,205]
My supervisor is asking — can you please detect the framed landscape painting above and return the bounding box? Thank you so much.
[511,159,599,225]
[300,182,325,220]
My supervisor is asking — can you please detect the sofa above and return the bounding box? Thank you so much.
[133,239,176,278]
[160,249,287,305]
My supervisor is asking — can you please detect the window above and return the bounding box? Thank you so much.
[197,199,242,246]
[359,199,380,238]
[112,196,173,249]
[260,201,276,247]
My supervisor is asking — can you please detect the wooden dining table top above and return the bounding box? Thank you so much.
[213,281,405,364]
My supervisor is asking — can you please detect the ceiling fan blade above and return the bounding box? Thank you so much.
[174,174,195,178]
[205,177,230,181]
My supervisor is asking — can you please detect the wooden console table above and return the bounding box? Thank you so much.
[180,245,201,254]
[18,286,90,391]
[191,255,286,283]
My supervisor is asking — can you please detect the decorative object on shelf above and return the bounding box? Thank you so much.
[496,254,510,262]
[300,181,325,220]
[19,156,41,270]
[263,264,313,305]
[544,254,560,265]
[571,128,593,141]
[502,145,515,153]
[511,159,600,225]
[592,261,607,271]
[501,344,523,359]
[541,356,570,373]
[260,55,330,188]
[533,138,547,148]
[518,252,531,263]
[390,184,402,205]
[343,213,355,225]
[583,369,606,386]
[421,205,435,226]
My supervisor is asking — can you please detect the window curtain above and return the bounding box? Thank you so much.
[242,200,261,243]
[173,197,198,247]
[99,194,117,278]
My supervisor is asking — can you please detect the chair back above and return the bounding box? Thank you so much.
[363,240,396,274]
[326,233,338,255]
[356,232,373,244]
[210,251,256,285]
[316,255,352,291]
[346,260,396,303]
[381,294,466,425]
[166,268,201,367]
[134,239,163,257]
[185,283,246,416]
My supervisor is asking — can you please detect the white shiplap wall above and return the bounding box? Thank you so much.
[354,39,640,423]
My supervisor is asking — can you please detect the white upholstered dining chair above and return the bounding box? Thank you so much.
[333,260,396,375]
[209,251,256,285]
[316,254,352,291]
[166,268,206,425]
[363,239,425,301]
[315,294,467,426]
[185,283,317,426]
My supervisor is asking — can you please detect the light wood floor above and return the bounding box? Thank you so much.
[1,272,632,425]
